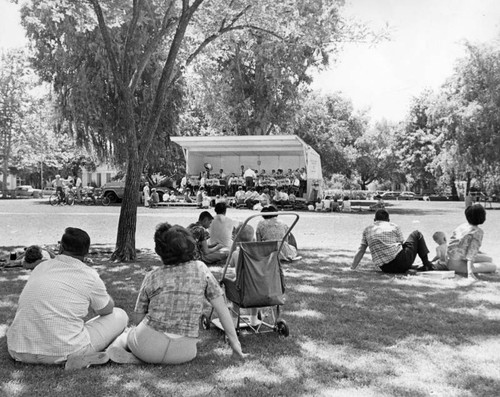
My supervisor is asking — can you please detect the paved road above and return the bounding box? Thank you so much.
[1,199,499,261]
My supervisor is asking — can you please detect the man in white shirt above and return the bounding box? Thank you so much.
[7,227,128,370]
[244,187,260,209]
[235,186,246,205]
[243,167,256,188]
[75,173,83,201]
[209,202,236,249]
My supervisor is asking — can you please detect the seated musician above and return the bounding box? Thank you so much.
[235,186,246,205]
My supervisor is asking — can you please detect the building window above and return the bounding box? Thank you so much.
[106,173,112,183]
[96,173,102,187]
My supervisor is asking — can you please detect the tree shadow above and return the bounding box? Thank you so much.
[1,248,499,396]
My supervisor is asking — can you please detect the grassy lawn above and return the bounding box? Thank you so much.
[1,244,500,397]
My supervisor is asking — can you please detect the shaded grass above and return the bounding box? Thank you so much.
[1,248,500,397]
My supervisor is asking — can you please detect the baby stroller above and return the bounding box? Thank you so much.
[201,212,300,337]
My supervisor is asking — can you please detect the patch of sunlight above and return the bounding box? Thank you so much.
[1,381,25,396]
[103,374,124,387]
[311,387,377,397]
[287,309,325,320]
[122,380,145,392]
[459,337,500,366]
[0,298,17,309]
[299,338,349,363]
[291,285,325,294]
[286,270,333,282]
[466,291,500,304]
[105,265,134,273]
[216,362,282,385]
[273,356,301,379]
[0,274,29,282]
[446,306,498,319]
[0,324,9,338]
[157,382,212,397]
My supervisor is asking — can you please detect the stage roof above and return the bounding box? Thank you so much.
[170,135,315,157]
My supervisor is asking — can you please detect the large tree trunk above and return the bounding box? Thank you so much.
[111,152,142,262]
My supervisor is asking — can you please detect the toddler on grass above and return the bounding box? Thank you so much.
[431,231,448,270]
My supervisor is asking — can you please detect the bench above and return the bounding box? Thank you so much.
[152,201,199,208]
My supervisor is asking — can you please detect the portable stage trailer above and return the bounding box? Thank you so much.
[170,135,322,200]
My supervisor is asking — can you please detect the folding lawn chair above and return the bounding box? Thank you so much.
[201,212,299,338]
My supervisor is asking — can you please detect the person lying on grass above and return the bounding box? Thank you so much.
[1,245,55,269]
[351,209,434,273]
[7,227,128,370]
[447,204,497,280]
[106,222,245,365]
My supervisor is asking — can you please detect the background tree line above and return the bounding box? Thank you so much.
[1,0,499,260]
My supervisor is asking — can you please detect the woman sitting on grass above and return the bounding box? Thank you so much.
[447,204,497,280]
[107,222,245,364]
[256,205,298,261]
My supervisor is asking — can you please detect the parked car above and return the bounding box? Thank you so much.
[380,191,400,200]
[14,185,43,198]
[100,179,167,204]
[398,191,417,200]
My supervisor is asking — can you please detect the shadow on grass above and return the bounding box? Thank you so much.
[1,248,499,396]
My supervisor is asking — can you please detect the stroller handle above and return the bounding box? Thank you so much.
[221,212,300,280]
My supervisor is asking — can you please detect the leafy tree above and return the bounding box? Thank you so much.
[185,0,385,136]
[0,49,30,195]
[393,91,440,193]
[22,0,355,260]
[293,91,368,180]
[353,120,399,190]
[442,42,500,194]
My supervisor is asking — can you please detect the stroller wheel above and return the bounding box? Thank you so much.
[200,314,210,330]
[275,319,289,337]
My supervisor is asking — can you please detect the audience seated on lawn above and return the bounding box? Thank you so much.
[256,205,299,262]
[446,204,497,279]
[7,227,128,370]
[341,196,352,212]
[209,202,237,250]
[106,223,245,365]
[187,211,228,265]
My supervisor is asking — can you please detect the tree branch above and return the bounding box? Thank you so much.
[129,1,176,91]
[87,0,120,81]
[176,22,283,84]
[123,0,144,69]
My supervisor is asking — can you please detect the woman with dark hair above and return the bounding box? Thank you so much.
[256,205,298,261]
[447,204,497,279]
[108,222,244,364]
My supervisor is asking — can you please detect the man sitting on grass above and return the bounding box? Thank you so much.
[351,209,433,273]
[187,211,228,265]
[7,227,128,370]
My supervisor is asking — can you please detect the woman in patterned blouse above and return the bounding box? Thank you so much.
[447,204,497,279]
[107,223,244,364]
